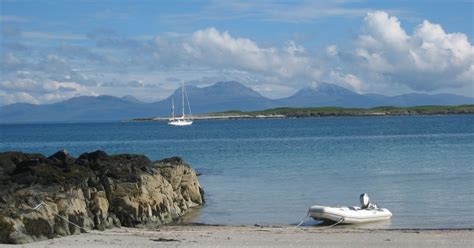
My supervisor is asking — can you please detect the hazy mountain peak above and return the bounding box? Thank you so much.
[315,83,355,93]
[59,95,96,104]
[58,95,135,106]
[211,81,263,97]
[170,81,263,99]
[295,83,356,97]
[213,80,246,88]
[121,95,142,103]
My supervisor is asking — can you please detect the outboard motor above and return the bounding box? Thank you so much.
[360,193,378,209]
[360,193,370,209]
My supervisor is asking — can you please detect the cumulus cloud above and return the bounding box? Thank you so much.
[0,79,95,105]
[183,27,320,81]
[0,91,38,105]
[0,78,86,94]
[329,71,364,92]
[354,11,473,91]
[184,27,271,71]
[285,41,305,55]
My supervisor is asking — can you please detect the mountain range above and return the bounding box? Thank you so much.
[1,81,472,123]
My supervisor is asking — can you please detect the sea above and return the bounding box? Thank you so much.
[1,115,473,229]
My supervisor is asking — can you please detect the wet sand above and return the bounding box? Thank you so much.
[3,225,472,248]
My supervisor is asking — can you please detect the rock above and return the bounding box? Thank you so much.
[76,150,108,168]
[0,152,45,184]
[0,150,204,244]
[155,161,205,206]
[47,150,76,168]
[158,156,185,166]
[77,150,108,162]
[48,150,71,162]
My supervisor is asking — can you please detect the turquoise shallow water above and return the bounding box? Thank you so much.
[1,115,473,228]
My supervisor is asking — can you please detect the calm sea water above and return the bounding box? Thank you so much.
[1,115,473,229]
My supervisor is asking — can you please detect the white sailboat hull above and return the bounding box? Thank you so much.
[168,119,193,126]
[309,205,392,224]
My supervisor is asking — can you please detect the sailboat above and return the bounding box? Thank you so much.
[168,81,193,126]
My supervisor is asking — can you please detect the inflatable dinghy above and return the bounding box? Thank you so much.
[308,193,392,224]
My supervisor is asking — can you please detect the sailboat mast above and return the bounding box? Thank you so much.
[171,97,175,119]
[184,83,193,118]
[181,81,185,117]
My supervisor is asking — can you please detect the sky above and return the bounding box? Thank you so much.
[0,0,473,105]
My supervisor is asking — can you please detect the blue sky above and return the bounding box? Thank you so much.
[1,0,473,105]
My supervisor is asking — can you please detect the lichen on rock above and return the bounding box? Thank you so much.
[0,150,204,244]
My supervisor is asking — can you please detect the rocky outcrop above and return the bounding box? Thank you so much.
[0,150,204,244]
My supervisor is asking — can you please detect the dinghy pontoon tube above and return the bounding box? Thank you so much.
[309,193,392,224]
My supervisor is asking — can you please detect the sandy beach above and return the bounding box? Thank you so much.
[2,225,472,248]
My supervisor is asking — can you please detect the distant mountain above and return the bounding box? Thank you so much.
[0,81,472,123]
[276,83,378,108]
[275,83,474,108]
[0,95,156,123]
[276,83,474,108]
[121,95,143,103]
[0,81,273,123]
[163,81,274,113]
[384,93,474,106]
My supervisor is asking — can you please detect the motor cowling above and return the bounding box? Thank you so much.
[360,193,370,209]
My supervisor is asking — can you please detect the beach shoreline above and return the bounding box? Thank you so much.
[3,225,472,248]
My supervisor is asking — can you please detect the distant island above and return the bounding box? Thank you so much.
[132,105,474,121]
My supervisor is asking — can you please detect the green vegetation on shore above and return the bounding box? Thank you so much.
[209,105,474,117]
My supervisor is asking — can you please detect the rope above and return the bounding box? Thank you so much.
[322,217,345,229]
[32,202,88,233]
[295,210,345,229]
[296,211,310,227]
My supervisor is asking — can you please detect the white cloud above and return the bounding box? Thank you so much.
[326,45,338,57]
[354,11,474,91]
[0,79,45,93]
[329,71,364,92]
[6,84,95,105]
[285,41,305,55]
[183,27,320,82]
[361,11,408,50]
[184,27,270,72]
[0,91,38,105]
[0,78,87,94]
